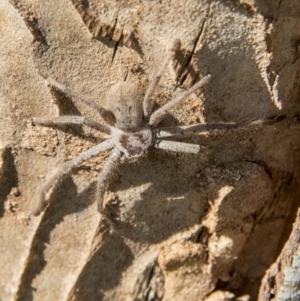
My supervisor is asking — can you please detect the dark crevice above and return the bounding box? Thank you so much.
[179,72,188,86]
[77,0,89,10]
[143,264,155,301]
[174,18,207,88]
[214,278,231,291]
[185,18,206,69]
[71,0,143,56]
[110,12,119,42]
[254,165,299,264]
[256,168,295,222]
[123,69,129,81]
[196,225,210,245]
[111,39,120,63]
[110,14,120,61]
[0,147,18,218]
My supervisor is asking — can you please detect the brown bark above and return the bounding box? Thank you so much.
[0,0,300,300]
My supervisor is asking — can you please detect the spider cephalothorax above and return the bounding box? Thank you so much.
[105,81,153,158]
[32,39,279,217]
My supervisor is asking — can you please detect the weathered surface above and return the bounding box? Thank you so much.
[0,0,300,300]
[259,210,300,301]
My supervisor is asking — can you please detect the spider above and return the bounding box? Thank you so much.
[31,39,281,216]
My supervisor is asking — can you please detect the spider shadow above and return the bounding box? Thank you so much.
[15,176,90,300]
[102,148,295,301]
[48,87,85,135]
[60,149,211,299]
[66,225,134,301]
[232,0,300,19]
[44,86,104,141]
[50,87,82,117]
[16,173,134,301]
[106,148,211,243]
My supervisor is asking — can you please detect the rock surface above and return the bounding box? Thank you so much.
[0,0,300,300]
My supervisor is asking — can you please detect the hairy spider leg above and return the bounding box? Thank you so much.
[143,39,181,118]
[155,115,285,138]
[149,73,212,126]
[153,140,200,154]
[32,139,114,216]
[96,149,122,213]
[38,71,114,126]
[33,116,111,134]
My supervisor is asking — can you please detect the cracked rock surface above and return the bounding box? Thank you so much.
[1,0,300,300]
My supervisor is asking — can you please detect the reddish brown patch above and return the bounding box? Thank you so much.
[120,134,129,147]
[120,134,143,156]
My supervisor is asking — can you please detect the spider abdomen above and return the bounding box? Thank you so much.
[112,127,152,158]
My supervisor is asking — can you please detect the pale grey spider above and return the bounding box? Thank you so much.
[32,40,281,216]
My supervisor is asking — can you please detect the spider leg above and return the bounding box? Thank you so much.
[155,115,285,138]
[149,74,212,126]
[143,40,180,118]
[155,123,238,137]
[32,139,114,216]
[96,149,122,214]
[33,116,111,135]
[38,71,114,124]
[153,139,200,154]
